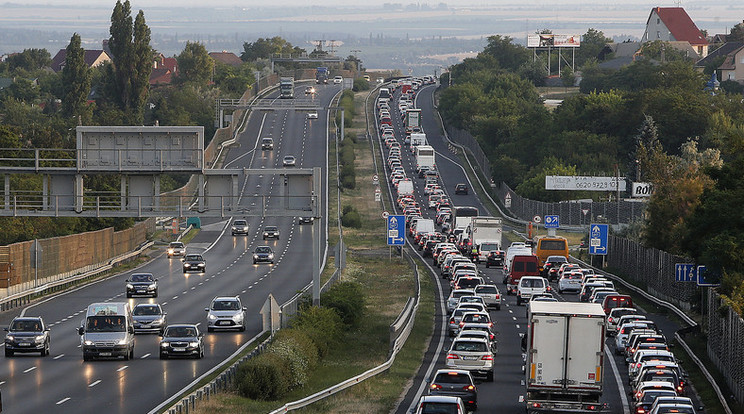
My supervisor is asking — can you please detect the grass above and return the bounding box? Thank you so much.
[192,87,436,413]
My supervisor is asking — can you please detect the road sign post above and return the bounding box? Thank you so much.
[675,263,696,282]
[588,224,608,268]
[387,214,405,261]
[697,265,720,287]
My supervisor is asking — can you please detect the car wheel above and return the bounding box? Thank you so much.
[207,327,214,333]
[485,263,489,268]
[239,325,245,332]
[516,297,522,306]
[153,291,158,298]
[5,349,13,357]
[83,353,90,361]
[487,371,494,382]
[160,353,168,360]
[495,305,501,311]
[126,293,131,298]
[130,347,135,360]
[198,348,204,359]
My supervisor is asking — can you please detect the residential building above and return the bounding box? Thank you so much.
[50,49,111,73]
[696,42,744,83]
[208,51,243,67]
[642,7,709,58]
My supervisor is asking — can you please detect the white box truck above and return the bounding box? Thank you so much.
[468,217,502,262]
[397,179,414,197]
[415,145,435,171]
[525,302,606,414]
[410,133,427,147]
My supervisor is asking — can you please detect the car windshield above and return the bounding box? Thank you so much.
[433,373,470,385]
[212,300,239,311]
[131,274,153,282]
[169,242,183,248]
[255,246,272,253]
[185,255,203,261]
[521,279,544,288]
[265,226,277,231]
[10,319,41,331]
[453,341,487,352]
[476,286,498,294]
[86,315,125,332]
[463,314,489,323]
[234,220,247,226]
[133,305,161,316]
[420,402,461,414]
[165,326,197,338]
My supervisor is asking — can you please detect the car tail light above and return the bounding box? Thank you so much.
[531,403,541,408]
[635,391,642,400]
[636,362,642,369]
[488,322,493,328]
[430,383,442,390]
[608,317,614,323]
[463,385,474,391]
[459,322,465,328]
[587,405,598,411]
[447,353,459,359]
[495,295,500,300]
[481,354,493,361]
[637,409,646,414]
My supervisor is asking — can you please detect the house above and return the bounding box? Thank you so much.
[597,40,699,69]
[695,42,744,83]
[208,51,243,67]
[642,7,709,58]
[149,54,178,85]
[50,49,111,73]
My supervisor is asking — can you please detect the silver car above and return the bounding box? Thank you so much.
[231,219,249,236]
[132,303,167,334]
[445,337,494,381]
[446,289,475,314]
[167,241,186,258]
[205,296,246,332]
[474,284,502,310]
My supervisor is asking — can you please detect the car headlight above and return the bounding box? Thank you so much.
[117,339,128,345]
[160,342,169,348]
[149,283,157,289]
[189,342,199,347]
[253,254,259,259]
[232,313,243,322]
[268,254,274,259]
[126,284,133,289]
[263,232,268,236]
[6,335,13,341]
[168,249,174,254]
[184,263,191,267]
[208,314,217,321]
[84,340,94,346]
[35,335,45,342]
[198,263,205,267]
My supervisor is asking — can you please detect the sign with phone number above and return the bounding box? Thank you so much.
[545,176,627,192]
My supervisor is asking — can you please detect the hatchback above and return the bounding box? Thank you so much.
[427,369,477,411]
[445,338,494,382]
[205,296,246,332]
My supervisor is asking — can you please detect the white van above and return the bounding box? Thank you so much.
[78,302,135,361]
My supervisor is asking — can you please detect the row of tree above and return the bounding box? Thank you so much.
[438,31,744,301]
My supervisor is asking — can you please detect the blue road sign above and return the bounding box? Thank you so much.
[675,263,696,282]
[544,215,560,229]
[697,265,721,287]
[387,215,406,246]
[588,224,608,255]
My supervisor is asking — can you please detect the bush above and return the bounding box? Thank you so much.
[352,78,370,91]
[341,207,362,228]
[322,281,365,327]
[340,164,356,189]
[290,305,343,357]
[340,143,355,166]
[268,330,319,388]
[236,352,290,400]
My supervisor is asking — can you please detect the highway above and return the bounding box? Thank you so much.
[383,84,693,414]
[0,81,339,413]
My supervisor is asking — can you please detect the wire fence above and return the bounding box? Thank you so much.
[705,290,744,404]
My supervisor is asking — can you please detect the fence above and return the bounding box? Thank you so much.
[444,125,492,181]
[0,218,154,295]
[706,290,744,405]
[606,235,698,308]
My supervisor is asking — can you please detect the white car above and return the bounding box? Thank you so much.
[333,76,343,84]
[204,296,246,332]
[445,336,494,381]
[307,111,318,119]
[415,396,466,414]
[516,276,549,305]
[557,271,583,293]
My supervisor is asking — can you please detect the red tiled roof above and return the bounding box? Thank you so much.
[50,49,110,72]
[162,57,178,74]
[149,68,172,85]
[208,52,243,66]
[653,7,708,46]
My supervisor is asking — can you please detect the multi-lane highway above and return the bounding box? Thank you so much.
[382,84,693,413]
[0,82,339,413]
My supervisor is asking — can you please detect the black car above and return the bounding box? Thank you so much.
[132,303,167,335]
[126,273,158,298]
[485,250,505,268]
[182,254,206,273]
[428,369,477,411]
[159,324,204,359]
[253,246,275,264]
[262,225,280,239]
[455,183,468,195]
[543,255,568,280]
[298,216,314,224]
[4,316,50,357]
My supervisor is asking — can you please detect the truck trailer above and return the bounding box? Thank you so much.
[467,217,503,262]
[316,67,328,84]
[279,77,294,98]
[525,302,606,413]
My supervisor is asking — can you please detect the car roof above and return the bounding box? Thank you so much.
[213,296,240,301]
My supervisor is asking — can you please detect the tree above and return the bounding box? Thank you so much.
[480,35,531,72]
[175,42,214,86]
[577,29,613,66]
[107,0,152,123]
[240,37,305,62]
[729,21,744,42]
[4,49,51,74]
[61,33,92,120]
[561,66,576,87]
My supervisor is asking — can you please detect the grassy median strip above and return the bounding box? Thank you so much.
[193,88,436,413]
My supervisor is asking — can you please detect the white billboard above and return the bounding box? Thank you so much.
[631,182,654,197]
[545,176,627,192]
[527,34,581,48]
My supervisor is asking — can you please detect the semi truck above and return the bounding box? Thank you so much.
[467,217,503,262]
[280,77,294,98]
[316,67,328,84]
[525,302,606,413]
[405,108,422,133]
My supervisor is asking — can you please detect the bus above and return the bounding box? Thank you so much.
[534,236,569,271]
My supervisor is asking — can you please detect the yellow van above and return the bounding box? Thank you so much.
[534,236,568,271]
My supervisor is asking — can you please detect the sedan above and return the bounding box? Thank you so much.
[454,183,468,195]
[4,316,50,357]
[253,245,275,264]
[182,253,206,273]
[282,155,296,167]
[231,219,249,235]
[427,369,477,412]
[263,225,280,239]
[333,76,343,84]
[126,272,158,297]
[307,111,318,119]
[132,303,167,334]
[159,324,204,359]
